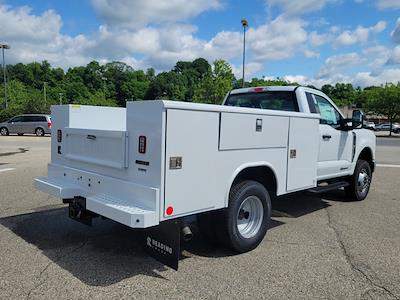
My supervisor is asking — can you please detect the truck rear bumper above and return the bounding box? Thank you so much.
[34,164,160,228]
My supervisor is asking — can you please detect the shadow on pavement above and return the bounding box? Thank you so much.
[0,207,168,286]
[0,192,337,285]
[271,191,331,218]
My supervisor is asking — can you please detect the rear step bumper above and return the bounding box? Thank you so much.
[34,164,159,228]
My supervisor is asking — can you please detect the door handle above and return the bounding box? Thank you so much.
[322,134,332,140]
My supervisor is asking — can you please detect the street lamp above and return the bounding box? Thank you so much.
[241,18,248,88]
[43,82,47,108]
[0,44,10,109]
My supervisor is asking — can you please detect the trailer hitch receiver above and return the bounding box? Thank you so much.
[63,197,96,226]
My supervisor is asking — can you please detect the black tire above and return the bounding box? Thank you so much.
[345,159,372,201]
[35,127,45,136]
[217,180,271,253]
[0,127,9,136]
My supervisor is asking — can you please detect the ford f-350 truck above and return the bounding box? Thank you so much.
[34,86,375,269]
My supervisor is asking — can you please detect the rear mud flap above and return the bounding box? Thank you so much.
[144,219,181,270]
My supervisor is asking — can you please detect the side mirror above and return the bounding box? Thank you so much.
[352,110,365,129]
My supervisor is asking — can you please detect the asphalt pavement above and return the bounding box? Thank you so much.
[0,134,399,299]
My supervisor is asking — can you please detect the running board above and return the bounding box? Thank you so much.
[308,181,349,194]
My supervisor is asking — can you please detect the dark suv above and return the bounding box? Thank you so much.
[0,114,52,136]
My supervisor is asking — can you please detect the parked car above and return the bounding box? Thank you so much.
[0,114,52,136]
[365,122,376,131]
[375,123,400,133]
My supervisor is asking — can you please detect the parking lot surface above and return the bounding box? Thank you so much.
[0,135,399,299]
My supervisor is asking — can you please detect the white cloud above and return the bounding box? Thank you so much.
[391,18,400,44]
[91,0,222,28]
[0,5,61,43]
[282,75,308,84]
[232,62,264,80]
[376,0,400,9]
[304,50,320,58]
[318,53,362,78]
[352,69,400,86]
[267,0,337,15]
[335,21,386,47]
[277,68,400,88]
[309,31,331,46]
[1,1,397,89]
[362,45,391,68]
[387,46,400,64]
[0,3,313,75]
[248,16,308,61]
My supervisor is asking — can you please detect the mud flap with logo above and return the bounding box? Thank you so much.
[144,219,181,270]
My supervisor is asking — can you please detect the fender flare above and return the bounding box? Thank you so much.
[224,161,279,207]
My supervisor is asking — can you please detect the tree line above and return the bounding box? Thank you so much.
[0,58,399,127]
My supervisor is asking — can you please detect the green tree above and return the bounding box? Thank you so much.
[364,84,400,136]
[193,59,235,104]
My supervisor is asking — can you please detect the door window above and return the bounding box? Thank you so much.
[9,116,23,123]
[314,95,341,128]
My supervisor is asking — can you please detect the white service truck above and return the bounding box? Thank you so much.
[34,86,375,269]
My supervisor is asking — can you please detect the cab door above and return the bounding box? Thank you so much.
[311,94,353,179]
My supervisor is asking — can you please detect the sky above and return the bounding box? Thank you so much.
[1,0,400,88]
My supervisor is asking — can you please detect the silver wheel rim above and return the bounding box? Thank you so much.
[36,129,43,136]
[357,168,370,197]
[237,196,264,239]
[0,128,6,135]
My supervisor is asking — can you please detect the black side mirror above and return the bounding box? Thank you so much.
[352,110,365,129]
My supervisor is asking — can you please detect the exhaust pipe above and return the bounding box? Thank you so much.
[181,224,193,242]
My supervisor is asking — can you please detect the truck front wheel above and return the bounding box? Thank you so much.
[345,159,372,201]
[219,180,271,253]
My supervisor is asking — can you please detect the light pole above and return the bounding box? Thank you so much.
[59,93,63,105]
[43,82,47,109]
[241,18,248,88]
[1,44,10,109]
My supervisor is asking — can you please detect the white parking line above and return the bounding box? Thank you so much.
[0,168,16,173]
[376,164,400,168]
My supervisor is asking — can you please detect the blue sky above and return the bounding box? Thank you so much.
[1,0,400,87]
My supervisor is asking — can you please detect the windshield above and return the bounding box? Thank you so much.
[224,91,299,112]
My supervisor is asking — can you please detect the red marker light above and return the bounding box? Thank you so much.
[166,206,173,216]
[254,87,265,92]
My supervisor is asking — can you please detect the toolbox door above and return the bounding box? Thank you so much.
[64,128,129,169]
[286,117,319,192]
[164,109,219,218]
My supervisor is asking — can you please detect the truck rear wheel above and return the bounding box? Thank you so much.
[345,159,372,201]
[219,180,271,253]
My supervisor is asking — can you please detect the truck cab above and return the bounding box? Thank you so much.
[223,86,376,189]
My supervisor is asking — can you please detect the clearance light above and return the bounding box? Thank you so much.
[166,206,174,216]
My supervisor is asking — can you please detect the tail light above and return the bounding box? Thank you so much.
[138,136,146,154]
[57,129,62,143]
[47,121,52,128]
